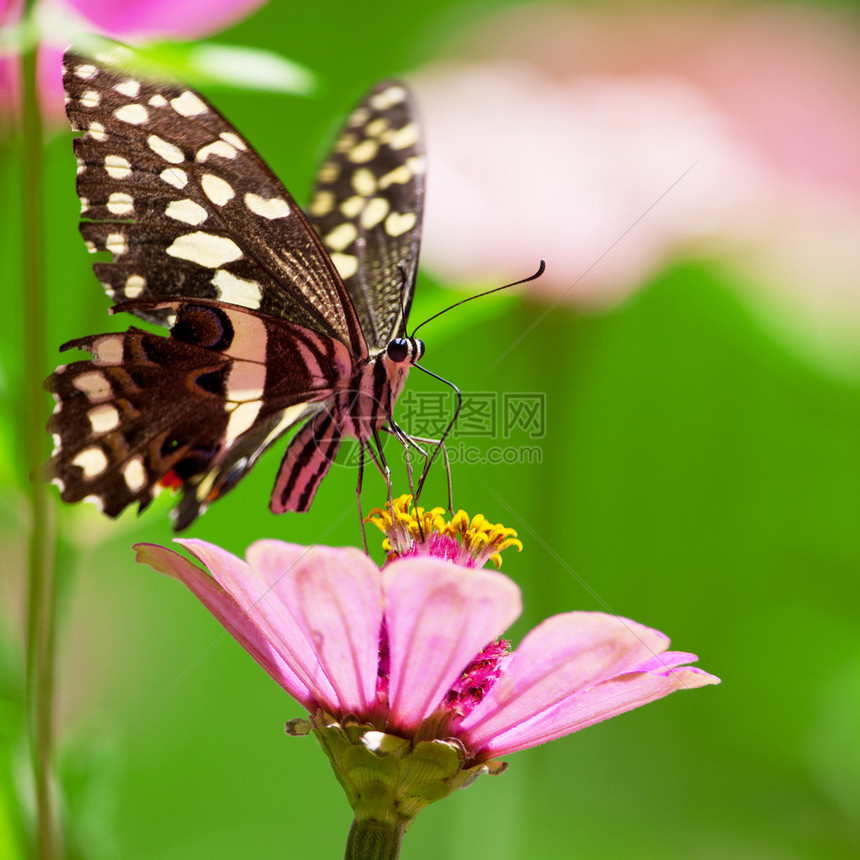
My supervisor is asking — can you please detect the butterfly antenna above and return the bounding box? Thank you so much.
[411,260,545,339]
[396,264,410,336]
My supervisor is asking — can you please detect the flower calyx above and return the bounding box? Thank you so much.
[310,710,506,831]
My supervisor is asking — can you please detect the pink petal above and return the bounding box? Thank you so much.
[459,612,674,751]
[179,540,382,716]
[478,661,720,758]
[134,543,313,708]
[246,540,383,716]
[383,558,521,731]
[65,0,269,40]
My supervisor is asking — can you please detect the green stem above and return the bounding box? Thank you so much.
[21,12,59,860]
[344,818,406,860]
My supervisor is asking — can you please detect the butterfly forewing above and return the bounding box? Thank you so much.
[65,51,364,352]
[307,81,425,350]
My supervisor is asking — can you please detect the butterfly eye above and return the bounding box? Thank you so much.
[387,338,409,363]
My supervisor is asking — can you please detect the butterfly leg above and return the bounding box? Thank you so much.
[362,431,393,511]
[413,435,454,513]
[385,423,454,513]
[356,441,369,554]
[382,422,419,509]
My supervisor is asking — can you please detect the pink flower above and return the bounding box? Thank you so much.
[1,0,269,120]
[411,3,860,363]
[135,501,718,843]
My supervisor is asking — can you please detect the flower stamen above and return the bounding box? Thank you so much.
[365,495,523,568]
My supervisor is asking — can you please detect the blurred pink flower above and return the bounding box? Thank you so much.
[1,0,268,119]
[412,3,860,363]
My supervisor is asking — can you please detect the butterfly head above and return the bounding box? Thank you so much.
[386,336,424,365]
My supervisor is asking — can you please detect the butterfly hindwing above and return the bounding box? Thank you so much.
[45,300,351,525]
[307,81,425,350]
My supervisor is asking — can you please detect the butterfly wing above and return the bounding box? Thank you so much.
[48,51,427,529]
[306,80,425,351]
[64,49,366,356]
[44,301,352,528]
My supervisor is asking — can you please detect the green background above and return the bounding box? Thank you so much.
[3,0,860,857]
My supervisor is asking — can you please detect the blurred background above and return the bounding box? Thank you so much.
[2,0,860,857]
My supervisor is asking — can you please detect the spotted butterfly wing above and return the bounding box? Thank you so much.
[44,48,426,530]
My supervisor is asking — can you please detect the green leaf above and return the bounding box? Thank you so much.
[72,36,317,95]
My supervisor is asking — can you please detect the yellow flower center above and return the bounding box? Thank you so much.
[365,495,523,568]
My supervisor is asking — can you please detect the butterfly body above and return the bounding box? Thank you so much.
[45,50,426,529]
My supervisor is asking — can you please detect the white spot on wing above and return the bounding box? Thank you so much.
[160,167,188,189]
[114,103,148,125]
[384,212,417,237]
[125,274,145,298]
[406,155,425,175]
[348,138,379,164]
[166,199,208,226]
[83,494,105,511]
[104,154,131,179]
[360,197,389,229]
[309,191,334,217]
[388,123,418,150]
[147,134,184,164]
[330,253,358,280]
[106,233,128,255]
[211,269,262,309]
[148,93,168,107]
[244,193,289,220]
[340,196,364,218]
[369,85,407,110]
[351,169,376,196]
[166,232,243,268]
[196,140,238,162]
[219,132,247,151]
[114,79,141,98]
[378,165,411,188]
[349,107,370,127]
[324,223,357,252]
[366,117,388,137]
[318,161,339,183]
[123,457,147,493]
[88,122,106,141]
[80,90,99,107]
[73,446,108,479]
[170,90,208,117]
[224,400,263,446]
[106,193,133,216]
[88,403,120,433]
[74,64,97,80]
[201,174,235,206]
[93,336,123,364]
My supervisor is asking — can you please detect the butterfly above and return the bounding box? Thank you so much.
[44,48,430,531]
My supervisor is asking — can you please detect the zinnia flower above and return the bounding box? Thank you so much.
[135,498,719,857]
